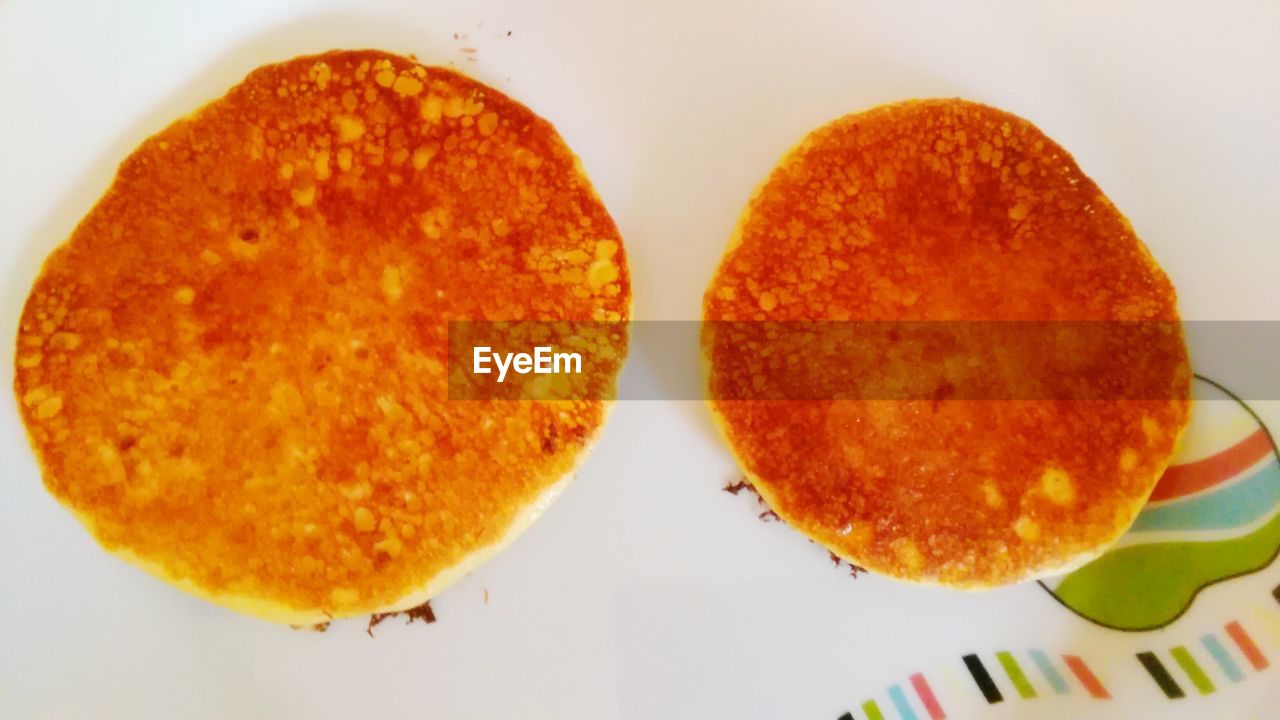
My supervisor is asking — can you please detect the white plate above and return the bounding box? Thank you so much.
[2,2,1278,718]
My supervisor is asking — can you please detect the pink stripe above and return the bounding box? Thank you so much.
[910,673,946,719]
[1062,655,1111,699]
[1225,621,1270,671]
[1150,429,1273,502]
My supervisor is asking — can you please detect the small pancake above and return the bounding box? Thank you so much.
[14,50,629,623]
[703,99,1190,588]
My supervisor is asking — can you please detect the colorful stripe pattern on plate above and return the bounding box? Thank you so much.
[1133,620,1271,699]
[835,622,1280,719]
[1041,376,1280,631]
[838,651,1111,718]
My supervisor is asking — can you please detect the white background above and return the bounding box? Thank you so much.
[2,1,1279,718]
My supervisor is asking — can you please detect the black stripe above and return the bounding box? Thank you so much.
[1137,652,1185,699]
[837,713,854,720]
[962,653,1004,703]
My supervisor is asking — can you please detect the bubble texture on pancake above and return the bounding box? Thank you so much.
[15,50,629,622]
[704,99,1189,588]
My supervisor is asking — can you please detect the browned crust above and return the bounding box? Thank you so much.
[14,50,630,620]
[704,99,1189,587]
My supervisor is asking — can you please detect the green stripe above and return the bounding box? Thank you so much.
[861,699,886,720]
[996,651,1038,699]
[1170,646,1216,695]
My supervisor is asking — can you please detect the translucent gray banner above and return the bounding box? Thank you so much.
[446,321,1280,401]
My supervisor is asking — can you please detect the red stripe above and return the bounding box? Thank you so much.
[1225,621,1270,671]
[1062,655,1111,699]
[1149,429,1273,502]
[909,673,946,719]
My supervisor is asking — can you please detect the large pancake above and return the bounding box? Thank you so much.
[14,50,629,623]
[703,99,1190,588]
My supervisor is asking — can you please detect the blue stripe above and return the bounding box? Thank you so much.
[1202,634,1244,682]
[1029,648,1070,694]
[1131,460,1280,532]
[888,684,919,720]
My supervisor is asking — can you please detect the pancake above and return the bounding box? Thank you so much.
[703,99,1190,588]
[14,50,630,623]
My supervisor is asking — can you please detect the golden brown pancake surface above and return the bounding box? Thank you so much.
[704,99,1189,587]
[15,50,629,621]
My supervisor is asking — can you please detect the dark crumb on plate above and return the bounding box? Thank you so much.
[828,550,866,578]
[365,614,389,637]
[723,478,777,521]
[404,601,437,624]
[726,479,866,577]
[366,600,437,637]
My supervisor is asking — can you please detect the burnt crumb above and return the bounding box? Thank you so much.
[367,613,397,636]
[930,381,955,411]
[828,550,866,578]
[725,478,777,523]
[541,423,558,453]
[404,601,437,624]
[727,484,865,578]
[366,600,437,637]
[291,621,330,632]
[506,31,512,37]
